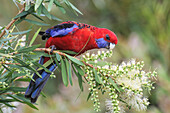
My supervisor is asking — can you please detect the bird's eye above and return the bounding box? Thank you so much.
[106,34,110,40]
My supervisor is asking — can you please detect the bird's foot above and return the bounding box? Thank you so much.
[50,45,56,53]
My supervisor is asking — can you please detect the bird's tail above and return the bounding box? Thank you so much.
[25,56,56,103]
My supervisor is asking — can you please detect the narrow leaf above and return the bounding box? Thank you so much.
[54,0,66,14]
[37,4,42,16]
[93,68,101,84]
[61,57,68,86]
[32,61,51,73]
[9,29,31,35]
[37,59,53,71]
[60,50,77,55]
[64,0,83,15]
[35,0,43,11]
[51,14,62,21]
[88,61,108,66]
[25,19,49,26]
[0,36,16,42]
[31,13,44,21]
[29,28,41,46]
[48,0,54,11]
[73,63,84,76]
[65,58,73,86]
[66,54,84,66]
[42,5,51,19]
[18,44,40,53]
[109,77,121,93]
[53,57,61,70]
[72,64,83,91]
[14,11,28,19]
[0,53,14,58]
[87,91,92,101]
[56,53,61,61]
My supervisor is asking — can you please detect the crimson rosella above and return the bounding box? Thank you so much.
[25,21,118,103]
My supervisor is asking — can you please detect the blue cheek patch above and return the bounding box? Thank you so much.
[45,24,78,37]
[95,38,109,48]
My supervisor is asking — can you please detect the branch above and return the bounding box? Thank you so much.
[10,48,95,71]
[0,62,20,65]
[33,48,95,68]
[0,8,25,39]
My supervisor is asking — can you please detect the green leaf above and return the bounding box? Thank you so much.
[0,36,16,42]
[14,11,28,19]
[87,91,92,101]
[40,91,47,98]
[0,99,16,103]
[73,63,84,76]
[109,77,121,93]
[56,53,61,61]
[14,17,25,25]
[54,0,62,7]
[37,4,43,16]
[8,87,27,92]
[61,57,68,86]
[93,68,102,84]
[15,78,31,82]
[88,61,108,67]
[12,57,42,78]
[29,28,41,46]
[25,19,49,26]
[66,54,84,66]
[31,13,44,21]
[65,58,73,86]
[9,29,31,35]
[25,3,31,11]
[50,14,62,21]
[42,5,51,19]
[0,53,14,58]
[18,44,40,53]
[37,59,53,71]
[12,58,28,66]
[60,50,77,55]
[53,57,61,70]
[48,0,54,11]
[8,94,38,110]
[54,0,66,14]
[64,0,83,15]
[35,0,43,11]
[32,61,51,73]
[72,64,83,91]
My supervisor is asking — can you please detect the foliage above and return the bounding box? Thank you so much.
[0,0,82,112]
[0,0,158,113]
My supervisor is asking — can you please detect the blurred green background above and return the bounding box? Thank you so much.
[0,0,170,113]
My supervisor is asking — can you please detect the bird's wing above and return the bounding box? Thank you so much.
[44,21,96,38]
[45,21,79,37]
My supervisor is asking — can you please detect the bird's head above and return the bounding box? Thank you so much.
[95,28,118,50]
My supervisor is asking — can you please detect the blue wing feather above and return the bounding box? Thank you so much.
[45,23,78,37]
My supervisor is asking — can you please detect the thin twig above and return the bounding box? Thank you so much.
[0,8,25,39]
[0,62,20,65]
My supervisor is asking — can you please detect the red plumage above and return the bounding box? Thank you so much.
[45,21,118,54]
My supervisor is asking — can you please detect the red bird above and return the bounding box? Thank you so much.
[25,21,118,103]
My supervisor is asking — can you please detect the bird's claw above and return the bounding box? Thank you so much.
[50,45,56,53]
